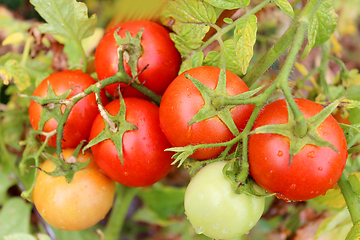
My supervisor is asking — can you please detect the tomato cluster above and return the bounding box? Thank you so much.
[29,20,180,231]
[28,19,348,238]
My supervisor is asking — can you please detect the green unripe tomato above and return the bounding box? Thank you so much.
[184,161,265,239]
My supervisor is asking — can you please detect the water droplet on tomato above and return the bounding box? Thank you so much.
[143,137,146,140]
[307,151,315,158]
[222,229,229,234]
[318,167,323,171]
[213,223,219,229]
[290,184,296,189]
[124,172,129,176]
[270,170,273,174]
[329,178,334,185]
[249,221,254,226]
[277,151,283,157]
[194,226,204,234]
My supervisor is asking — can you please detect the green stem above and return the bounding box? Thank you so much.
[338,172,360,224]
[243,0,323,87]
[277,22,308,137]
[104,185,140,240]
[319,40,331,100]
[55,71,161,156]
[20,36,33,67]
[197,0,271,53]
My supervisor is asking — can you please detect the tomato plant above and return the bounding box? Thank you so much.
[3,0,360,239]
[94,20,181,98]
[28,69,107,149]
[248,98,348,201]
[159,66,254,160]
[185,161,265,239]
[32,148,116,231]
[89,97,174,187]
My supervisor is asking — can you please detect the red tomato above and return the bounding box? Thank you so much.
[28,70,108,149]
[159,66,254,160]
[94,20,181,98]
[89,97,173,187]
[248,98,348,201]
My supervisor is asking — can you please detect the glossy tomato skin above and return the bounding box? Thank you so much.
[94,20,181,98]
[185,161,265,239]
[159,66,254,160]
[32,149,116,231]
[89,97,173,187]
[248,98,348,201]
[28,70,108,149]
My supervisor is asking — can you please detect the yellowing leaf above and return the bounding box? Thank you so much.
[2,32,26,46]
[234,14,257,75]
[0,60,31,91]
[274,0,295,19]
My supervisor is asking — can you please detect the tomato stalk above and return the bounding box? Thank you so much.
[104,185,140,240]
[195,0,271,55]
[276,22,308,137]
[338,172,360,225]
[243,0,324,87]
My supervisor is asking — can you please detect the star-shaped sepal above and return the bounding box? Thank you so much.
[83,94,138,166]
[250,99,341,165]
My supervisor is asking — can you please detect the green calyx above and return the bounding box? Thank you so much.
[83,95,138,166]
[222,158,272,198]
[250,99,341,164]
[114,27,144,84]
[186,68,259,136]
[29,83,73,131]
[37,142,89,183]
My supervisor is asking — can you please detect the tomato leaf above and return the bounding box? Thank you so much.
[203,0,250,10]
[301,0,338,59]
[315,208,351,239]
[161,0,216,56]
[137,185,186,220]
[346,220,360,240]
[0,197,32,238]
[348,174,360,196]
[274,0,295,19]
[0,60,31,91]
[179,52,204,74]
[234,14,257,75]
[3,233,47,240]
[340,123,360,149]
[204,40,244,76]
[310,188,346,209]
[29,0,97,41]
[0,172,16,205]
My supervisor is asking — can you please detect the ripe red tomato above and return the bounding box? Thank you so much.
[248,98,348,201]
[89,97,174,187]
[94,20,181,98]
[159,66,254,160]
[32,149,116,231]
[29,70,108,149]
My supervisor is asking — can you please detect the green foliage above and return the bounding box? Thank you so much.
[0,198,32,238]
[301,0,338,58]
[30,0,97,40]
